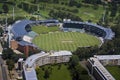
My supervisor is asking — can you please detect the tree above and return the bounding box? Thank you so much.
[69,0,81,8]
[2,3,9,13]
[44,69,50,79]
[0,27,4,36]
[2,48,14,60]
[53,0,59,4]
[74,64,82,80]
[69,55,79,68]
[6,59,14,71]
[108,2,117,17]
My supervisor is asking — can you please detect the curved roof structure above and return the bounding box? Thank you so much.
[63,21,115,40]
[9,19,59,47]
[11,20,33,39]
[25,51,72,68]
[11,19,59,39]
[85,22,114,40]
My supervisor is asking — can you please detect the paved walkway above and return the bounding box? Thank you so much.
[0,42,3,53]
[0,63,3,80]
[0,42,3,80]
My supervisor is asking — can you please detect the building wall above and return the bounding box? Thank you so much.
[99,59,120,66]
[17,44,38,57]
[34,55,71,67]
[93,67,106,80]
[86,60,93,74]
[87,59,112,80]
[10,40,18,50]
[87,57,117,80]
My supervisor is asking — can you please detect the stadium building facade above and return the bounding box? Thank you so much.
[87,55,120,80]
[23,51,72,80]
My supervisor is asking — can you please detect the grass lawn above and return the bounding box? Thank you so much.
[33,31,101,51]
[77,5,104,22]
[36,64,91,80]
[36,64,72,80]
[105,66,120,80]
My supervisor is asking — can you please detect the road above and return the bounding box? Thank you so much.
[0,63,3,80]
[0,56,9,80]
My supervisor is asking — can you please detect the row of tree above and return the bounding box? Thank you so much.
[53,6,79,13]
[0,3,9,13]
[32,0,59,4]
[69,55,90,80]
[49,10,82,21]
[18,2,37,13]
[82,0,102,4]
[2,47,26,71]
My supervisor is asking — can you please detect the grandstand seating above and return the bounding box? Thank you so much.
[9,19,59,47]
[62,21,114,40]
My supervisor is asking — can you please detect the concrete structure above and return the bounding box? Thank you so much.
[18,58,24,71]
[87,55,120,80]
[23,51,72,80]
[17,58,24,79]
[94,55,120,66]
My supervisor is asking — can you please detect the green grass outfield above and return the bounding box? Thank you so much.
[105,66,120,80]
[33,32,101,51]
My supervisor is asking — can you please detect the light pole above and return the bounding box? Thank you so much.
[13,7,15,20]
[101,0,107,24]
[5,14,8,27]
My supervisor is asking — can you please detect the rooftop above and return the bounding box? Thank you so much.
[89,57,115,80]
[50,51,72,56]
[23,65,37,80]
[25,51,72,68]
[94,55,120,60]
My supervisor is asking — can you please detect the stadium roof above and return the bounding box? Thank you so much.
[10,19,59,47]
[11,20,33,39]
[89,57,115,80]
[50,51,72,56]
[23,66,37,80]
[11,19,59,38]
[25,51,48,67]
[25,51,72,68]
[63,21,115,40]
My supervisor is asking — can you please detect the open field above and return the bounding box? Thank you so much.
[106,66,120,80]
[33,31,101,51]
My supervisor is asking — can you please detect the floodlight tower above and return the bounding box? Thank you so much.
[37,4,40,20]
[13,7,15,20]
[101,0,107,23]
